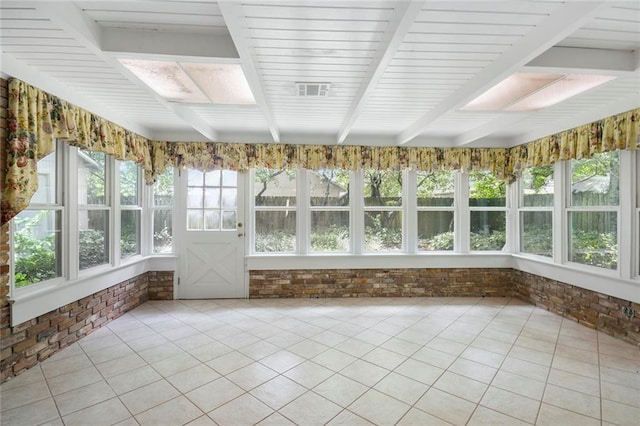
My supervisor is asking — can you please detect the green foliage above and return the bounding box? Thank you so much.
[365,213,402,251]
[364,170,402,206]
[419,231,454,250]
[571,230,617,269]
[521,226,553,257]
[13,212,57,287]
[470,230,506,251]
[255,231,296,252]
[469,171,505,200]
[311,226,349,252]
[153,226,173,253]
[522,166,554,193]
[79,229,108,269]
[417,171,454,198]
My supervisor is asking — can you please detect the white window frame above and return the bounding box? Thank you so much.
[517,166,554,259]
[116,160,143,261]
[362,169,405,253]
[414,169,457,254]
[148,167,175,255]
[467,170,509,252]
[565,152,620,274]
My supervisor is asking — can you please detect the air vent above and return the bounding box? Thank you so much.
[296,82,331,97]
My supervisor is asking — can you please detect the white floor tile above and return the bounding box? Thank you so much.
[468,406,531,426]
[284,360,334,388]
[415,387,476,425]
[340,359,389,387]
[166,363,220,394]
[209,393,273,425]
[543,383,601,419]
[0,396,60,425]
[280,391,342,426]
[373,371,429,405]
[313,374,368,407]
[106,365,162,395]
[326,410,375,425]
[62,397,131,426]
[433,371,488,403]
[54,380,116,416]
[480,386,540,424]
[250,375,307,410]
[349,389,410,426]
[135,395,203,426]
[536,403,601,426]
[185,377,244,413]
[120,379,180,415]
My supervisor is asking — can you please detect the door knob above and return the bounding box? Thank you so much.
[238,233,245,237]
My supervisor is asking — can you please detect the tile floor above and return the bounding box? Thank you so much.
[1,297,639,426]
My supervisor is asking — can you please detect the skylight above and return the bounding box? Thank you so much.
[463,73,615,112]
[119,59,256,105]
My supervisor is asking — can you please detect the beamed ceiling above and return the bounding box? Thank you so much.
[1,0,639,148]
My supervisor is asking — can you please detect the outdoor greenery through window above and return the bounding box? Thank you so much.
[78,150,110,270]
[13,150,62,287]
[568,151,619,270]
[364,170,403,252]
[254,169,296,252]
[469,171,506,251]
[417,171,455,251]
[187,169,238,231]
[119,161,141,258]
[152,168,174,253]
[519,166,554,257]
[310,170,350,252]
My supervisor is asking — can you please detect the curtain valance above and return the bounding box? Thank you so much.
[2,78,638,224]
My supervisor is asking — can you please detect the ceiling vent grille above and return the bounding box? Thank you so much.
[296,82,330,97]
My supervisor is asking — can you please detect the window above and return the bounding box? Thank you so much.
[519,166,554,257]
[78,150,110,270]
[187,169,238,231]
[568,151,619,270]
[253,169,296,252]
[309,170,350,253]
[119,161,141,258]
[637,151,640,276]
[417,171,455,251]
[13,149,62,287]
[364,170,403,252]
[469,171,506,251]
[151,168,174,254]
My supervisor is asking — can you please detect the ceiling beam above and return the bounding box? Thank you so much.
[102,28,238,60]
[525,46,639,77]
[32,1,219,141]
[336,1,424,145]
[218,1,280,143]
[454,113,529,147]
[396,1,608,145]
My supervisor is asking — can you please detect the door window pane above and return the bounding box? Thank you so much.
[418,211,454,251]
[569,211,617,269]
[520,211,552,257]
[255,211,296,252]
[470,211,506,251]
[189,168,238,231]
[311,211,350,252]
[365,211,402,252]
[13,210,61,287]
[79,210,109,270]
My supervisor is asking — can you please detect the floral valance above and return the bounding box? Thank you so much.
[2,77,639,225]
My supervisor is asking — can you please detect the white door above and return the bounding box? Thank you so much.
[178,169,246,299]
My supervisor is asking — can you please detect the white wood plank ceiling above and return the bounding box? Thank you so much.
[1,1,638,147]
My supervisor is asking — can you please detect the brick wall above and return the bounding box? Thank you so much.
[250,268,513,298]
[148,270,174,300]
[0,274,149,382]
[513,270,640,346]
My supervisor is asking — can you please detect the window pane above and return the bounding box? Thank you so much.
[469,171,506,207]
[204,210,221,230]
[153,168,174,207]
[32,152,57,204]
[187,210,203,230]
[121,210,140,258]
[222,188,237,209]
[78,150,106,205]
[187,188,203,208]
[153,210,173,253]
[364,170,402,207]
[571,151,619,207]
[254,169,296,206]
[470,211,506,251]
[79,210,109,270]
[205,170,221,186]
[255,211,296,252]
[569,211,617,269]
[417,171,454,207]
[222,170,237,186]
[13,210,61,287]
[310,170,350,207]
[311,211,350,252]
[188,169,204,186]
[521,166,554,207]
[204,188,221,208]
[120,161,139,205]
[520,211,552,257]
[222,211,236,230]
[364,211,402,252]
[418,211,454,251]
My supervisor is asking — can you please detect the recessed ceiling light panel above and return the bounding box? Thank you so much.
[463,72,615,112]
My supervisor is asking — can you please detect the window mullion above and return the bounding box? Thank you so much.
[298,169,309,255]
[67,146,79,280]
[352,170,363,255]
[405,169,417,254]
[112,158,121,266]
[457,172,469,253]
